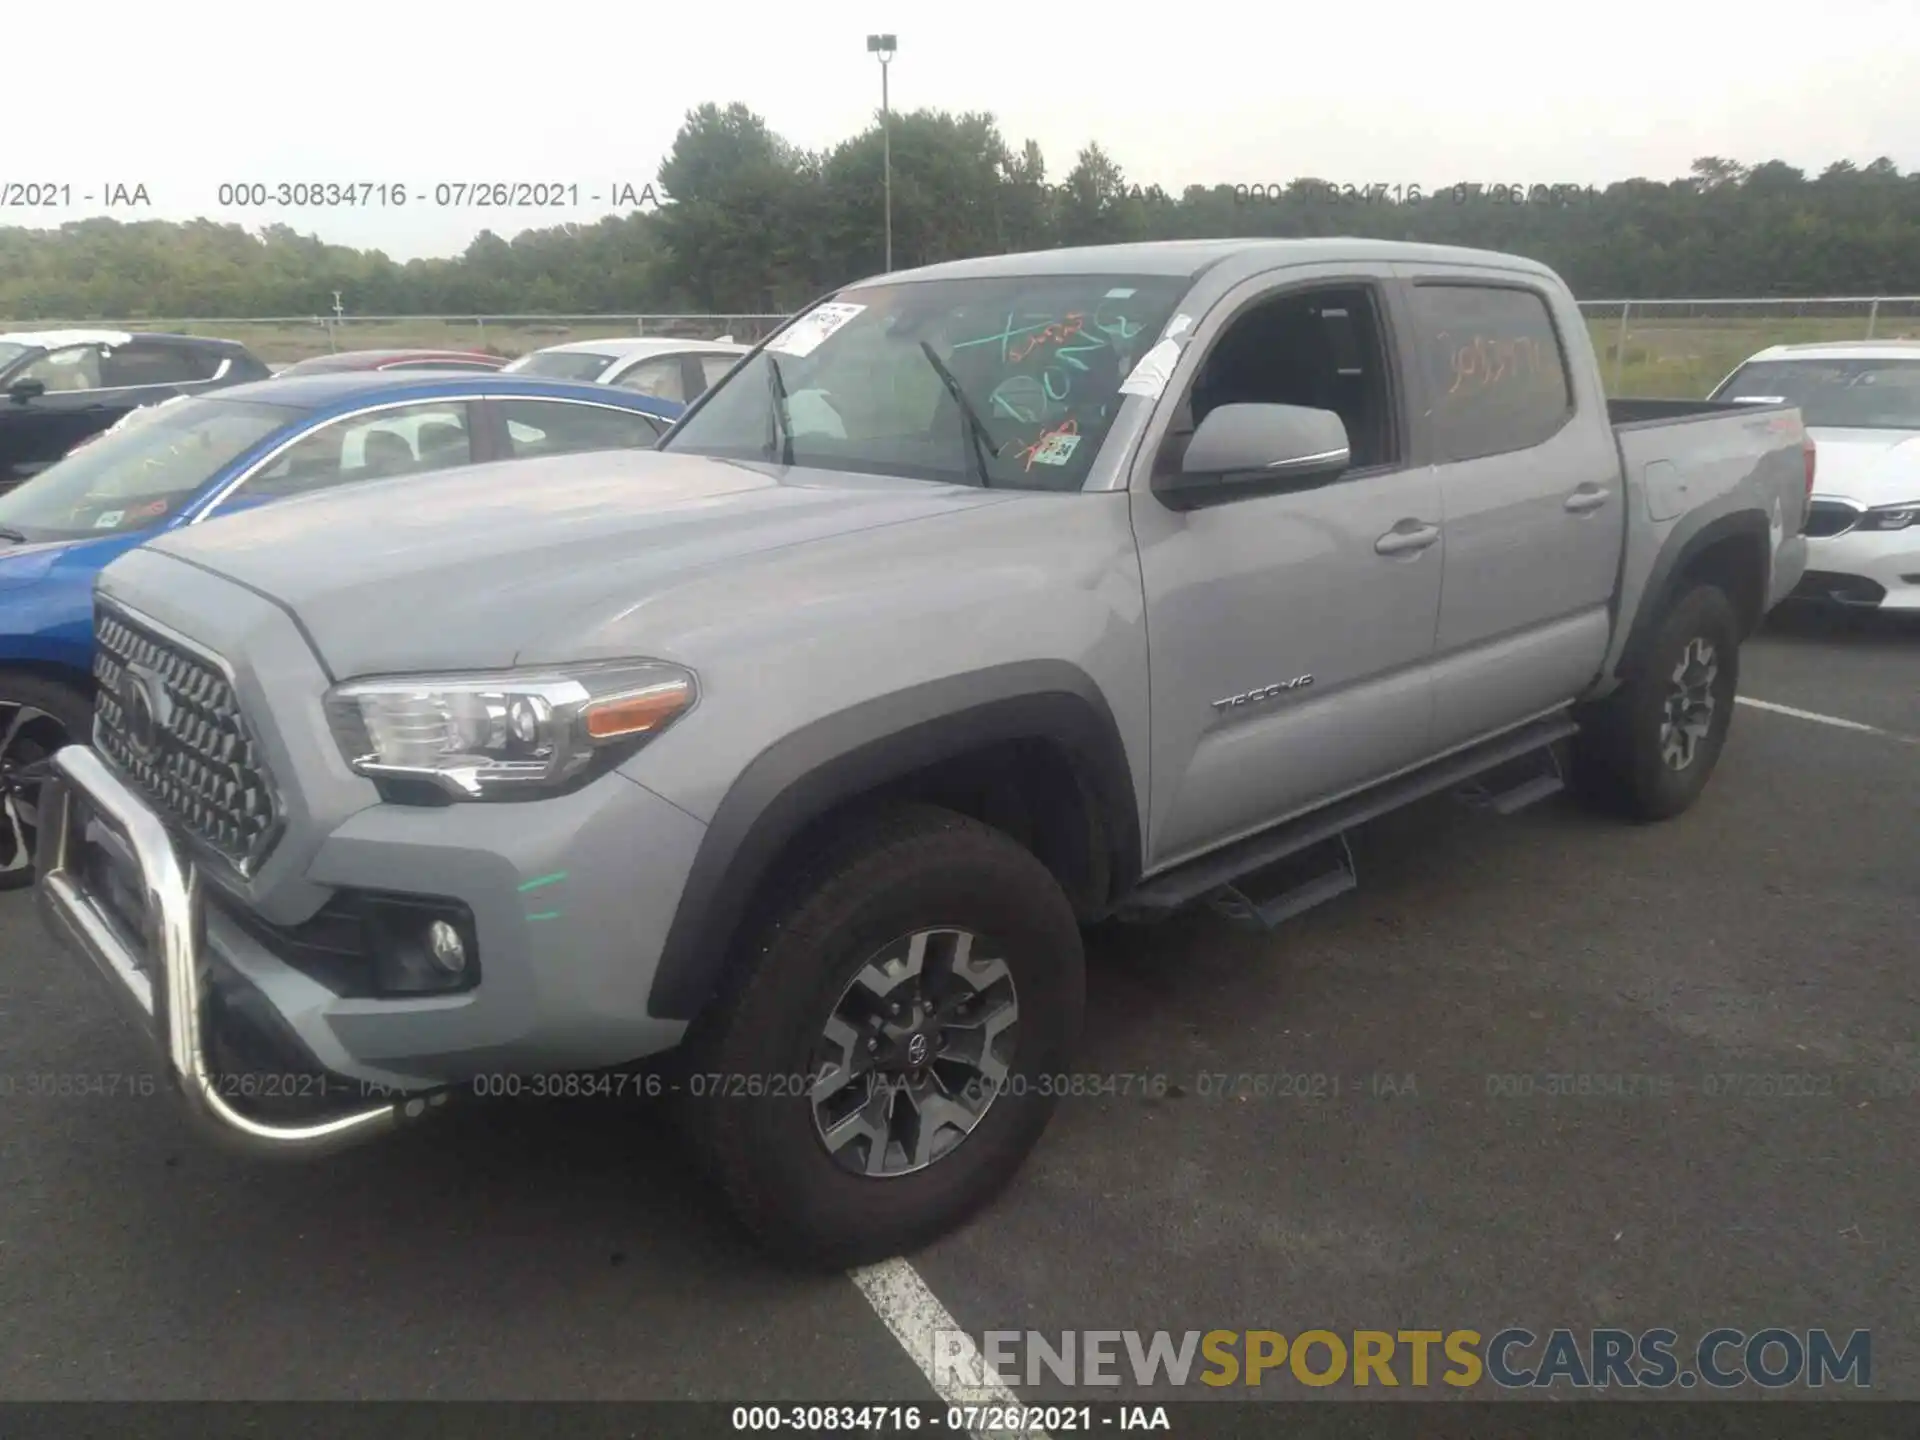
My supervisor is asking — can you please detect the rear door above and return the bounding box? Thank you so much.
[1393,268,1624,751]
[1129,263,1445,869]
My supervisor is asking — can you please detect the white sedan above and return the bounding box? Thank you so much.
[1712,341,1920,611]
[501,336,749,406]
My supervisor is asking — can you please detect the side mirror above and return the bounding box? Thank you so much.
[1155,402,1351,511]
[7,378,47,404]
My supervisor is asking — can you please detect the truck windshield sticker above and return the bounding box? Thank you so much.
[1119,337,1182,399]
[767,302,867,358]
[1027,430,1081,466]
[1015,419,1081,471]
[93,509,125,529]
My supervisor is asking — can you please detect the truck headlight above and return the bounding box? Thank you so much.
[1858,502,1919,532]
[324,660,696,800]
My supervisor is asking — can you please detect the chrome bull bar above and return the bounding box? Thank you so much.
[34,744,411,1155]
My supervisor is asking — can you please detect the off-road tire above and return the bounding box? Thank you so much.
[0,673,93,890]
[682,802,1085,1268]
[1570,584,1741,822]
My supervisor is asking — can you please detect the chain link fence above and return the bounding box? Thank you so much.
[9,298,1920,395]
[1573,296,1920,396]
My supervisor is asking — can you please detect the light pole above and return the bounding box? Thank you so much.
[866,33,896,272]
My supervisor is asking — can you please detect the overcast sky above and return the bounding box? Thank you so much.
[10,0,1917,261]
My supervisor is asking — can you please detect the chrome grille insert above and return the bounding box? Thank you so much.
[92,602,281,875]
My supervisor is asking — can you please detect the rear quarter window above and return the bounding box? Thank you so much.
[1409,284,1574,463]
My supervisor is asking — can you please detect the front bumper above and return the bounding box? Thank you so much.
[35,732,710,1155]
[34,744,425,1154]
[1793,527,1920,610]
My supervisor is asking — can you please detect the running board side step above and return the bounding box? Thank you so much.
[1452,743,1567,816]
[1208,835,1358,932]
[1119,713,1580,922]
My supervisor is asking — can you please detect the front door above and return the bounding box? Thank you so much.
[1131,267,1444,870]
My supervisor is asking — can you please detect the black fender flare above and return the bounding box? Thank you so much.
[1613,508,1772,684]
[646,660,1141,1020]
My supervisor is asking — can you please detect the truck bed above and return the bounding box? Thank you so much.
[1594,394,1807,689]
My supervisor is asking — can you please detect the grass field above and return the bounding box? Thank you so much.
[11,310,1917,397]
[1594,313,1918,396]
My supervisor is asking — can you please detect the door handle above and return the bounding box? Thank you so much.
[1374,521,1440,556]
[1565,484,1611,513]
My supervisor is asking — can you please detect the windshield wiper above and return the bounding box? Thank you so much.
[764,353,795,467]
[919,341,996,489]
[0,526,27,544]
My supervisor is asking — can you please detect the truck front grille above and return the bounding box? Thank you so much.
[1805,501,1861,538]
[92,603,282,875]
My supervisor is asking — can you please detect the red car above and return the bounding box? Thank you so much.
[273,348,508,376]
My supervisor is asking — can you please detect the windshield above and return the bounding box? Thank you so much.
[661,274,1188,491]
[0,396,297,541]
[0,341,37,373]
[504,350,617,381]
[1715,358,1920,430]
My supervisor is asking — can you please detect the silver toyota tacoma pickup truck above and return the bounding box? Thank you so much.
[32,239,1810,1266]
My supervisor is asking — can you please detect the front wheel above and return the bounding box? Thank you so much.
[684,803,1086,1268]
[1570,584,1741,822]
[0,675,94,890]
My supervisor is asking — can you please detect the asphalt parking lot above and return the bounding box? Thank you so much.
[1,606,1915,1406]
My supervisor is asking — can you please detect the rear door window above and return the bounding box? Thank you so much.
[697,354,742,395]
[1407,284,1574,463]
[612,356,689,403]
[500,399,664,458]
[101,343,221,387]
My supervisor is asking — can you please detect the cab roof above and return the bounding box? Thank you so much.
[843,237,1560,286]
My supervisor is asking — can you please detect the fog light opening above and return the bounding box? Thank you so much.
[358,894,480,996]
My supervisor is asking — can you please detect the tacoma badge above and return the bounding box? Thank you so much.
[1211,675,1314,713]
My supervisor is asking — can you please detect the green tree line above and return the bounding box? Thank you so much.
[4,102,1918,318]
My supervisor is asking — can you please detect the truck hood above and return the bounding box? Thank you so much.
[136,447,1011,675]
[1806,428,1920,508]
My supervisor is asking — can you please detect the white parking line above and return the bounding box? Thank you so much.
[1737,696,1920,744]
[851,1258,1044,1437]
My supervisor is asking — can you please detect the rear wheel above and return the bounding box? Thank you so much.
[1571,584,1740,822]
[684,803,1085,1268]
[0,675,92,890]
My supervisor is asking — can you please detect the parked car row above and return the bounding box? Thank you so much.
[3,331,752,495]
